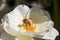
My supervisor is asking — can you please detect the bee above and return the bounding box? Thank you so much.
[18,19,31,28]
[23,19,36,32]
[23,19,31,26]
[18,18,36,32]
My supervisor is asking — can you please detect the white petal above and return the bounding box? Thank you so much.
[15,5,30,18]
[15,36,33,40]
[35,21,49,33]
[0,31,15,40]
[1,5,30,36]
[35,20,59,40]
[42,28,59,40]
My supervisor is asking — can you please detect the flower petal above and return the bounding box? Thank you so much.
[15,5,30,18]
[1,5,30,36]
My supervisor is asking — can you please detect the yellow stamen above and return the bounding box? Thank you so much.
[23,19,36,32]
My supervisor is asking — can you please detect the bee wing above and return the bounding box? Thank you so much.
[29,7,50,24]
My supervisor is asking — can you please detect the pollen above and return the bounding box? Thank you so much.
[23,19,36,32]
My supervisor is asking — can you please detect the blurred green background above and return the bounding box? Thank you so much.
[0,0,60,40]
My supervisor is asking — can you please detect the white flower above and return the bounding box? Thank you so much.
[1,5,59,40]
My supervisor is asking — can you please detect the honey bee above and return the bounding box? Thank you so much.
[18,18,36,32]
[23,19,31,26]
[18,19,31,27]
[23,19,36,32]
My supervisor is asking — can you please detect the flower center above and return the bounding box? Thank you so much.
[23,19,36,32]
